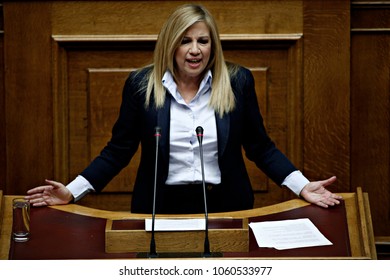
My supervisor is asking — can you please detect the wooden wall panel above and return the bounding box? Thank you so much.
[0,3,5,193]
[50,1,302,35]
[65,46,152,186]
[351,1,390,236]
[303,0,350,190]
[88,69,140,193]
[3,2,53,191]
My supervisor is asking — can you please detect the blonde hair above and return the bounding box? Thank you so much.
[143,4,236,117]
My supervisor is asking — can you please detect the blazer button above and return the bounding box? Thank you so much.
[207,185,213,191]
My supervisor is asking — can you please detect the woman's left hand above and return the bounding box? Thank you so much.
[300,176,343,208]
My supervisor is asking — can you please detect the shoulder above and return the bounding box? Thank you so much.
[118,66,153,107]
[127,65,153,85]
[227,62,254,91]
[122,65,153,98]
[227,63,253,82]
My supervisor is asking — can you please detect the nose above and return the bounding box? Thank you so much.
[189,42,200,55]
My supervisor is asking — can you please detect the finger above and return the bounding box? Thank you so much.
[44,179,63,189]
[26,185,53,194]
[316,201,329,208]
[31,201,47,207]
[322,195,342,206]
[28,193,49,206]
[26,186,44,194]
[25,193,44,200]
[321,176,337,187]
[324,190,343,201]
[330,193,343,200]
[329,198,341,205]
[324,199,336,206]
[27,197,46,206]
[25,186,52,203]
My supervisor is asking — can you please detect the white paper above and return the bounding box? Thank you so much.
[145,219,205,231]
[249,218,332,250]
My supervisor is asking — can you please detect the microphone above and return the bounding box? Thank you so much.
[136,126,221,258]
[148,126,161,258]
[196,126,211,257]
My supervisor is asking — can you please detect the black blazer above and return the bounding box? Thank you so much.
[80,65,297,213]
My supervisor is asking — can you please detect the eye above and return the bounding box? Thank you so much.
[181,37,191,45]
[198,38,209,44]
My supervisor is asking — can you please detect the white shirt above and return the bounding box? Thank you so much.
[67,71,310,201]
[163,70,221,185]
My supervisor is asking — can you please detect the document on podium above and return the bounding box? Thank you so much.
[145,219,206,231]
[249,218,332,250]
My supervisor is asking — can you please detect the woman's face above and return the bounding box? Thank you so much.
[174,21,212,82]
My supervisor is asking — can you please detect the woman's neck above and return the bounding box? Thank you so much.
[176,76,202,104]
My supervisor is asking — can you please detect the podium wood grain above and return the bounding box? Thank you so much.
[105,218,248,253]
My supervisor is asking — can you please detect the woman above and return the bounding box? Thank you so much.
[26,4,342,213]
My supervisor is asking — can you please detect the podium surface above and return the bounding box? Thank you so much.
[0,188,376,259]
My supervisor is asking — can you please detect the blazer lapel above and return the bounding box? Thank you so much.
[157,94,171,164]
[216,112,230,157]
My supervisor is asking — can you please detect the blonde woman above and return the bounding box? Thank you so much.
[26,4,341,213]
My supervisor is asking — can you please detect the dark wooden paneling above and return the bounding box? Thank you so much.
[88,69,140,193]
[0,3,5,193]
[303,0,350,191]
[351,1,390,236]
[3,2,53,192]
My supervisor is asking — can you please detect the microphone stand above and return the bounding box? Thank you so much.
[136,126,221,258]
[196,126,211,257]
[148,126,161,258]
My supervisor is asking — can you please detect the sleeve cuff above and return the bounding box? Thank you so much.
[66,175,95,202]
[281,170,310,196]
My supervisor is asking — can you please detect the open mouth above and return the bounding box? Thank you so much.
[187,59,201,64]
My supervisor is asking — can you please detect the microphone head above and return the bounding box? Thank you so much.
[154,126,162,137]
[196,126,204,144]
[196,126,203,135]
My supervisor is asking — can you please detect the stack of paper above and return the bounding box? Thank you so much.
[249,218,332,250]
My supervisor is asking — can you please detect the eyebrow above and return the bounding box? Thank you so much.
[182,35,210,39]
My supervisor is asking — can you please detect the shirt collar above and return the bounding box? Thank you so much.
[162,70,212,100]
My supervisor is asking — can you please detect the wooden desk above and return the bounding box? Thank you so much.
[0,188,376,259]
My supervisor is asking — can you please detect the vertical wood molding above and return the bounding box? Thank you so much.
[284,36,304,201]
[351,1,390,236]
[287,37,304,174]
[52,39,70,183]
[303,0,351,190]
[0,2,5,192]
[4,2,53,192]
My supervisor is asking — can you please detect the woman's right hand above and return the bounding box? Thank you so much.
[25,179,74,207]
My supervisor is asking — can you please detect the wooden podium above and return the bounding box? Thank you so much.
[105,217,249,254]
[0,188,377,259]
